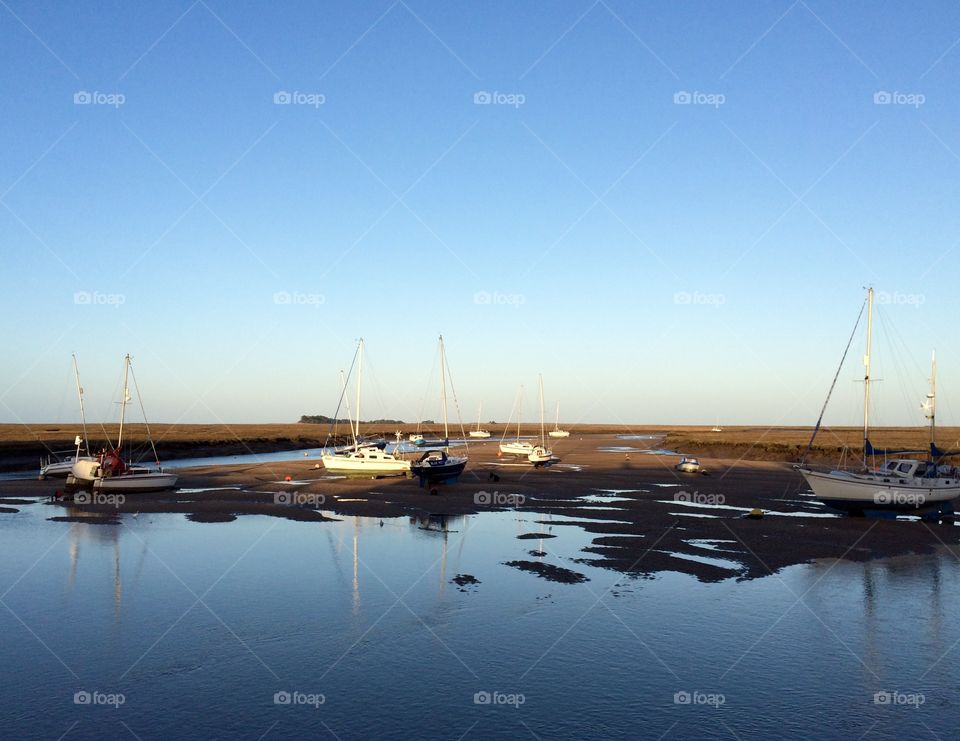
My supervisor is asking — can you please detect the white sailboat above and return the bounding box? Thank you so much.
[528,375,554,464]
[322,339,411,475]
[411,336,468,485]
[548,401,570,438]
[499,386,536,456]
[469,403,491,438]
[39,354,98,479]
[67,354,178,493]
[798,288,960,513]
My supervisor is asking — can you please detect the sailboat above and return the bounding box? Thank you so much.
[321,339,411,475]
[528,375,554,464]
[469,403,491,438]
[797,288,960,514]
[67,355,178,492]
[499,386,536,456]
[410,336,468,485]
[39,354,98,479]
[548,401,570,438]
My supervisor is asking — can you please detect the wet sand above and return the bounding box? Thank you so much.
[3,433,958,583]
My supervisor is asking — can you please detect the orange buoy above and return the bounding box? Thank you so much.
[284,475,292,482]
[497,450,502,458]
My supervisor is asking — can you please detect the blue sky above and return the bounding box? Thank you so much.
[3,1,960,427]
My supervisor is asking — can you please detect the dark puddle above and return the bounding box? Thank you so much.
[517,532,556,540]
[528,549,547,557]
[503,560,589,583]
[0,498,34,505]
[0,506,19,513]
[451,573,480,592]
[48,515,120,525]
[187,512,238,523]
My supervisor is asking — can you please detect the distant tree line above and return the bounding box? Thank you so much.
[299,415,408,425]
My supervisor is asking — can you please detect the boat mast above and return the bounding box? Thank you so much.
[72,353,90,456]
[538,374,546,446]
[517,386,523,442]
[476,402,482,432]
[439,336,449,442]
[117,354,131,451]
[554,400,560,432]
[862,287,874,462]
[354,339,363,450]
[927,350,937,448]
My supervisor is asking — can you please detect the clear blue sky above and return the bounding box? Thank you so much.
[3,1,960,428]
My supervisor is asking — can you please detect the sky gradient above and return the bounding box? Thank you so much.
[3,1,960,428]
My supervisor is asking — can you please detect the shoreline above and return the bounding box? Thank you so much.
[2,432,958,584]
[3,422,958,473]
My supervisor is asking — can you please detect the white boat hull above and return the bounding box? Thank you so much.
[500,441,535,456]
[800,468,960,511]
[469,431,491,438]
[548,430,570,438]
[528,446,554,464]
[93,471,178,492]
[40,456,97,479]
[676,463,700,473]
[322,452,410,474]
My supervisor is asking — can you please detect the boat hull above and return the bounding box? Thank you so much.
[66,470,178,493]
[548,431,570,438]
[500,442,535,456]
[321,453,410,474]
[40,456,97,479]
[800,468,960,512]
[411,456,467,486]
[469,431,491,438]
